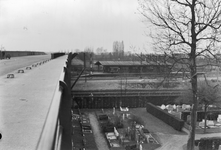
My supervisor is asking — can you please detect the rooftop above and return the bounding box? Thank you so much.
[95,61,170,66]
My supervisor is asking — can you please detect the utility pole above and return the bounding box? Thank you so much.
[125,75,127,95]
[90,53,93,75]
[84,53,87,83]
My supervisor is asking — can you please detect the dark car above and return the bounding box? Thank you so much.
[6,54,11,59]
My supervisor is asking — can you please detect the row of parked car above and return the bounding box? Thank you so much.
[96,112,115,133]
[72,109,97,150]
[95,111,124,149]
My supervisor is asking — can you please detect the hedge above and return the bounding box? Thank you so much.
[195,137,221,150]
[182,110,221,122]
[146,103,184,131]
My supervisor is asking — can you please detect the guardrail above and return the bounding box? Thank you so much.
[36,53,77,150]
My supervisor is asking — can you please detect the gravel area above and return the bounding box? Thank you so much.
[89,113,110,150]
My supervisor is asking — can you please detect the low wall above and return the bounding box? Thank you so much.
[0,51,45,59]
[146,103,184,131]
[74,96,178,109]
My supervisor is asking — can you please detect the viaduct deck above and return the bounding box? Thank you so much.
[0,55,67,150]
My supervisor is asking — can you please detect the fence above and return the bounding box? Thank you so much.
[181,110,221,122]
[36,53,77,150]
[74,96,178,109]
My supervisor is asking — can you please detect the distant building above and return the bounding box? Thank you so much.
[94,61,171,74]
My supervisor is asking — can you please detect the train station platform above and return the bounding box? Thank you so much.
[0,55,68,150]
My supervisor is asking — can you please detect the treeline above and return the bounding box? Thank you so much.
[76,51,142,61]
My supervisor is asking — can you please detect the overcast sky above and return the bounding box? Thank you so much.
[0,0,152,53]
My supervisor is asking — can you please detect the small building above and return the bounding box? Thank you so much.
[94,61,171,74]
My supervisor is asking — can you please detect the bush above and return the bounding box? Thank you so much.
[128,115,144,126]
[196,137,221,150]
[110,114,124,128]
[101,122,114,133]
[6,54,11,59]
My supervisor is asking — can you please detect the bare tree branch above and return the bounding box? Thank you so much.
[138,0,221,149]
[171,0,191,7]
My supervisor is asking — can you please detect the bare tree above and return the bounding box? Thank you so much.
[113,41,124,60]
[84,47,94,53]
[138,0,221,149]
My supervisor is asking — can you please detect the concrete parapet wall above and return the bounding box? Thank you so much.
[0,51,46,59]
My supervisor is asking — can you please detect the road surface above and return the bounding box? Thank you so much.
[0,55,51,76]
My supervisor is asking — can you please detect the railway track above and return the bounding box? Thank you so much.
[72,89,184,97]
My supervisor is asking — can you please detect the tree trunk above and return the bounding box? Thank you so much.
[187,1,197,150]
[204,105,208,133]
[188,86,198,150]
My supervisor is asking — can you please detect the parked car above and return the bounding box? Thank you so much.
[6,54,11,59]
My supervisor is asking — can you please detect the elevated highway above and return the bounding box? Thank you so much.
[0,54,74,150]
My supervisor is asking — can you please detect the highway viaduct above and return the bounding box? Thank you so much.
[0,53,75,150]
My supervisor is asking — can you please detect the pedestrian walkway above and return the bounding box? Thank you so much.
[89,113,110,150]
